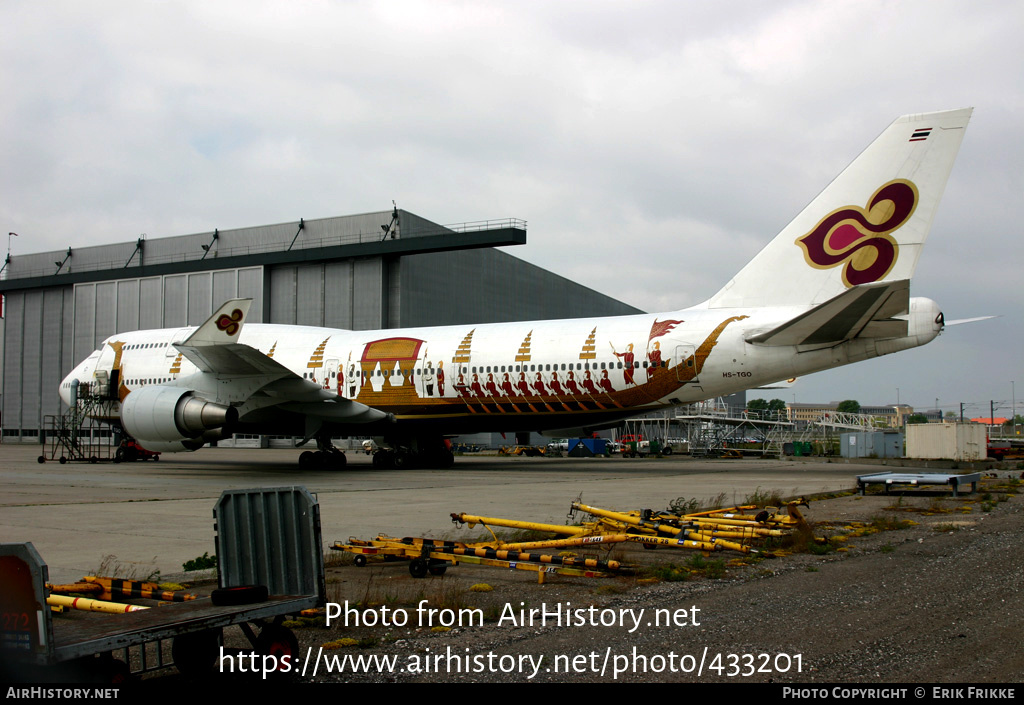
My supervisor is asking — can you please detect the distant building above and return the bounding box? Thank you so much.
[785,402,914,428]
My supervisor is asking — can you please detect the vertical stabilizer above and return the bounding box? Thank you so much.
[708,108,971,309]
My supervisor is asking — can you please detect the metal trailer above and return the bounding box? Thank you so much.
[0,486,324,682]
[856,472,983,497]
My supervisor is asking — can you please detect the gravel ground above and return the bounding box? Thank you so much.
[258,475,1023,684]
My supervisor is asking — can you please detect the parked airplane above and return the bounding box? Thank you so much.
[59,108,972,469]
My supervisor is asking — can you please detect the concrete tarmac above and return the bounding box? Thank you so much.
[0,444,878,583]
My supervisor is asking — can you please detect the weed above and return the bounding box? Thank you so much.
[686,554,727,579]
[323,638,359,649]
[869,515,912,531]
[667,496,702,515]
[807,540,835,555]
[642,563,689,582]
[182,552,217,572]
[744,487,785,507]
[880,543,895,554]
[324,548,352,567]
[925,497,952,515]
[423,578,470,612]
[932,523,961,533]
[706,492,729,510]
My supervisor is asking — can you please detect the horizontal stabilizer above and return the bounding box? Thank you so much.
[748,280,909,346]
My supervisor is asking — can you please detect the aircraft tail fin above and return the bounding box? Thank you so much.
[708,108,972,310]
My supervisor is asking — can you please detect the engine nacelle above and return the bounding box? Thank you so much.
[121,386,238,448]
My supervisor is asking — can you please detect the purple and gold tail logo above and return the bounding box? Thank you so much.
[216,308,244,336]
[796,179,918,287]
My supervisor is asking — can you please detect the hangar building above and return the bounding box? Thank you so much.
[0,210,642,442]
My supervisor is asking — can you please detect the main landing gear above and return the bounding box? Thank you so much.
[298,433,348,470]
[371,437,455,470]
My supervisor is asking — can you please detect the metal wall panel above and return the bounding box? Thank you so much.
[139,278,163,329]
[163,276,186,327]
[295,264,324,327]
[94,283,116,345]
[21,292,42,432]
[386,259,401,328]
[187,272,212,325]
[269,267,296,324]
[116,280,140,332]
[237,267,263,323]
[3,292,24,431]
[323,261,352,329]
[212,269,236,307]
[73,284,95,362]
[61,287,75,385]
[351,259,383,330]
[41,289,65,417]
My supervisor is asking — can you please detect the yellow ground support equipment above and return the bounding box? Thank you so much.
[46,577,198,604]
[331,534,624,583]
[46,595,150,614]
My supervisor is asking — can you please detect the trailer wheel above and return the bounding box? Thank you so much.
[353,554,367,567]
[255,624,300,673]
[101,656,132,683]
[409,558,428,578]
[428,563,447,576]
[172,628,222,675]
[642,542,657,551]
[59,456,67,464]
[37,456,45,464]
[211,584,269,606]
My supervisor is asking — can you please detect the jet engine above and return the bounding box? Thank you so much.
[120,386,238,451]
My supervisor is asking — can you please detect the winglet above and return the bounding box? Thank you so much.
[183,299,253,346]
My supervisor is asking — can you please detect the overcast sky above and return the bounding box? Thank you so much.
[1,0,1021,419]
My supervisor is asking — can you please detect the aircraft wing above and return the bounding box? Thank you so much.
[174,298,389,422]
[747,280,910,347]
